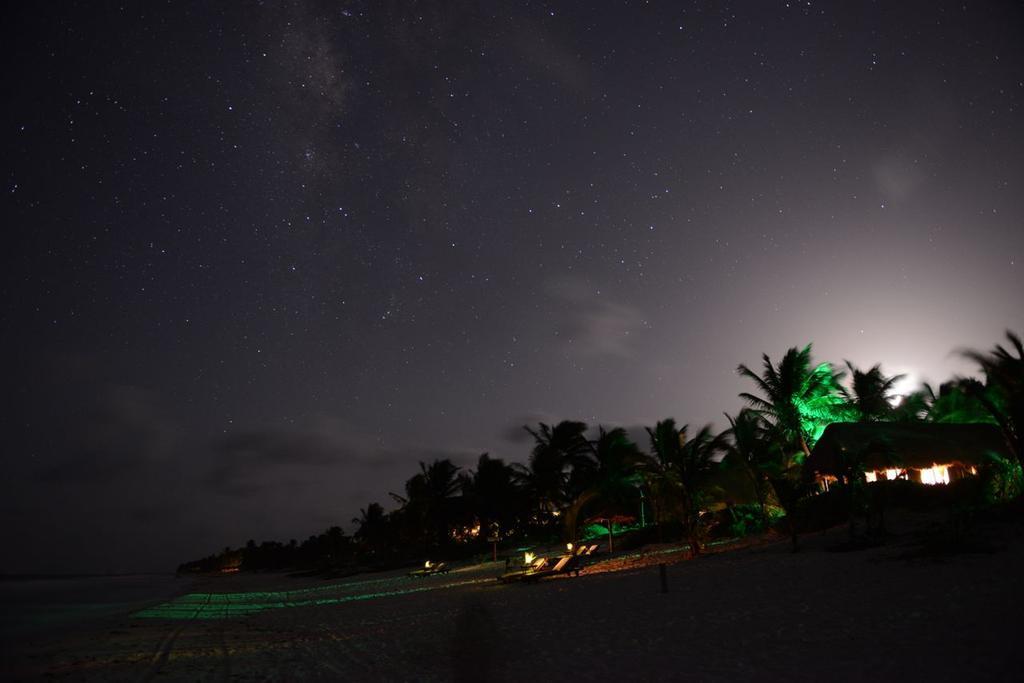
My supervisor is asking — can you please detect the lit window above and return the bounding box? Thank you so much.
[919,464,950,485]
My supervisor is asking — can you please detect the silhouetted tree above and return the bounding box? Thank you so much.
[640,421,723,556]
[641,418,685,540]
[391,459,462,552]
[563,426,643,545]
[353,502,391,560]
[720,408,778,526]
[928,380,996,424]
[512,420,588,528]
[842,362,905,421]
[891,385,933,423]
[961,330,1024,463]
[460,453,522,540]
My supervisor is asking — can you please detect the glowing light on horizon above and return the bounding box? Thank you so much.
[888,369,919,406]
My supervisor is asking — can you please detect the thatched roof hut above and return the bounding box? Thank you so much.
[807,422,1010,478]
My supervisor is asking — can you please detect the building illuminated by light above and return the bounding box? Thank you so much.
[807,422,1009,487]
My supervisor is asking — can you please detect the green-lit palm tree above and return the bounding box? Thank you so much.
[737,345,849,551]
[961,330,1024,464]
[737,344,849,461]
[842,362,905,422]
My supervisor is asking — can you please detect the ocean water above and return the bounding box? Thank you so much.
[0,574,190,641]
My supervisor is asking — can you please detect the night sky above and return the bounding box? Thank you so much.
[3,1,1022,574]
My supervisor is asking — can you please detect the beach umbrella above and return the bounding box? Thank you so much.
[583,514,636,553]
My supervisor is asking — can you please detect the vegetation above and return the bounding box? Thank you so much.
[178,331,1023,575]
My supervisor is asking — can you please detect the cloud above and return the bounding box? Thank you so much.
[205,415,482,497]
[35,384,179,484]
[208,423,363,496]
[499,412,564,445]
[548,277,646,358]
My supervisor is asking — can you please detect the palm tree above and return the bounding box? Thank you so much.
[352,502,389,558]
[842,362,905,421]
[737,344,849,461]
[961,330,1024,464]
[675,425,725,555]
[889,380,993,424]
[642,418,685,539]
[512,420,589,526]
[890,385,933,423]
[737,346,849,551]
[719,409,778,526]
[460,453,521,540]
[639,421,723,556]
[563,426,643,549]
[390,459,462,552]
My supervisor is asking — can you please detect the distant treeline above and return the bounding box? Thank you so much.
[179,332,1023,574]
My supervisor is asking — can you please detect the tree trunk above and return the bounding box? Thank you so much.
[748,468,768,529]
[799,434,812,461]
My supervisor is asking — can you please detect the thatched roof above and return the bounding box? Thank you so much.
[807,422,1011,475]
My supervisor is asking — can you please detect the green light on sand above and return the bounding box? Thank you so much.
[135,576,493,620]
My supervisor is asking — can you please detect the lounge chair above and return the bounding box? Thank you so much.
[499,557,548,583]
[408,561,449,577]
[522,554,578,582]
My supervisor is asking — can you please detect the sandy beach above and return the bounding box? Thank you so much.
[4,514,1022,682]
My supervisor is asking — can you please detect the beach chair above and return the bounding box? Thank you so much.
[409,561,448,577]
[499,556,548,583]
[522,554,578,582]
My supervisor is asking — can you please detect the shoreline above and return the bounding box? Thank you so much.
[5,510,1022,680]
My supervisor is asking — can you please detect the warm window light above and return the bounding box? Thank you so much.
[424,560,431,568]
[864,464,962,486]
[864,468,902,482]
[920,464,950,486]
[524,552,536,565]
